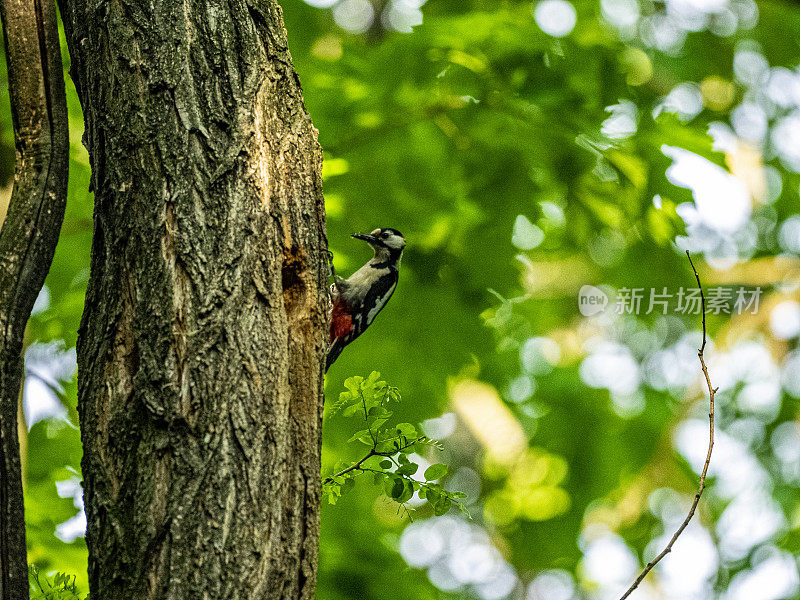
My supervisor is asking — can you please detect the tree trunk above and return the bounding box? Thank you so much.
[0,0,68,597]
[58,1,328,598]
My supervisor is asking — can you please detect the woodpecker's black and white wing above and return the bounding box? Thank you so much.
[348,270,397,345]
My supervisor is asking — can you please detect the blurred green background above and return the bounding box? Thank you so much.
[4,0,800,598]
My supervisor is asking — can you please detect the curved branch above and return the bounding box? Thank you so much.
[322,437,424,485]
[618,251,716,599]
[0,0,68,596]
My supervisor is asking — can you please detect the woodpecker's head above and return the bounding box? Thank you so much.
[352,228,406,263]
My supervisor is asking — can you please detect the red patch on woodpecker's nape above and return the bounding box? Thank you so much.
[330,300,353,341]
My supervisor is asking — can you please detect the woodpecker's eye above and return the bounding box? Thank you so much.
[381,232,389,238]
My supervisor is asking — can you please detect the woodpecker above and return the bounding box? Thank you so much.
[326,228,406,372]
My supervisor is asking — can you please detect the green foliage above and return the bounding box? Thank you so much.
[28,566,84,600]
[323,373,467,519]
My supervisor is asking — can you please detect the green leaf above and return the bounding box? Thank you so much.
[368,405,391,418]
[396,462,419,476]
[424,485,441,504]
[372,420,389,431]
[396,479,415,503]
[433,496,451,516]
[329,391,354,416]
[346,429,372,443]
[342,403,361,418]
[386,477,405,499]
[424,464,449,481]
[395,423,417,438]
[379,459,393,470]
[343,376,364,395]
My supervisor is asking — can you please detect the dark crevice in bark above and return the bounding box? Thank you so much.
[282,244,308,316]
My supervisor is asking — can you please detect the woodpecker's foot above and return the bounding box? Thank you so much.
[325,249,336,279]
[325,251,341,302]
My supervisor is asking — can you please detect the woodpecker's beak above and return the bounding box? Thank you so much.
[351,232,377,243]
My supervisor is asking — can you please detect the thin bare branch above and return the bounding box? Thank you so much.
[618,251,716,600]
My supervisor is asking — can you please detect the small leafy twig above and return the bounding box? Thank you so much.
[29,565,83,599]
[322,436,424,484]
[322,372,468,517]
[618,251,717,599]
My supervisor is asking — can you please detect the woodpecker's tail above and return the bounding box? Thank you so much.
[325,338,346,372]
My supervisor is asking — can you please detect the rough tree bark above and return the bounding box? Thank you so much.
[0,0,68,598]
[58,1,328,598]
